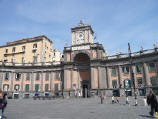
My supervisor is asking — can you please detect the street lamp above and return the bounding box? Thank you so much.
[128,43,137,106]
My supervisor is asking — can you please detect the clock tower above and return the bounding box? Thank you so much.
[71,21,94,45]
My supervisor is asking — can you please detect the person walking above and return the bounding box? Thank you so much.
[2,93,7,118]
[100,94,104,104]
[147,90,158,116]
[116,96,120,103]
[112,96,115,104]
[0,90,4,119]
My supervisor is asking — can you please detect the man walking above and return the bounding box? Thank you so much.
[147,90,158,116]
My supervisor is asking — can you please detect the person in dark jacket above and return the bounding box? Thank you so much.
[147,90,158,116]
[2,93,7,118]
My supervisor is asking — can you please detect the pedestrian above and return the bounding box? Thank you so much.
[126,96,129,104]
[116,96,120,103]
[144,96,147,106]
[100,94,104,104]
[0,90,4,119]
[2,92,7,118]
[112,96,115,104]
[147,90,158,116]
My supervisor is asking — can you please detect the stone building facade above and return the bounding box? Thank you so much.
[0,22,158,98]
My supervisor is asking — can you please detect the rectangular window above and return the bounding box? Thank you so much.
[136,65,142,74]
[112,80,117,88]
[15,73,21,80]
[33,44,37,49]
[26,73,30,80]
[149,63,155,72]
[45,84,49,92]
[35,84,39,92]
[5,72,9,80]
[36,73,40,80]
[45,72,49,81]
[137,77,142,85]
[55,72,59,80]
[25,84,29,92]
[5,49,8,54]
[150,76,157,86]
[22,46,25,52]
[12,47,16,53]
[122,66,129,74]
[55,83,58,91]
[111,67,117,76]
[124,79,131,88]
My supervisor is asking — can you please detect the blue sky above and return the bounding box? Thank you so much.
[0,0,158,55]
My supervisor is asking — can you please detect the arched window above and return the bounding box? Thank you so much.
[14,84,20,91]
[3,84,9,91]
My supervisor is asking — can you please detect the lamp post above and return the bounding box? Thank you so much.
[128,43,137,106]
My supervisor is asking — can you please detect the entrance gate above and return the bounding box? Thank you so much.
[74,53,91,98]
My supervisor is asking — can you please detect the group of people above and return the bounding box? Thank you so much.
[100,90,158,117]
[0,90,7,119]
[111,96,127,104]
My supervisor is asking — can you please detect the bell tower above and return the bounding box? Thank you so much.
[71,21,94,46]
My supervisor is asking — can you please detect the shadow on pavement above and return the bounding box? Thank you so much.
[139,115,154,118]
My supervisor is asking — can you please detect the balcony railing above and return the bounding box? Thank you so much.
[0,61,61,66]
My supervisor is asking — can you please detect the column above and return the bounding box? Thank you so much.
[11,72,14,91]
[50,71,53,90]
[77,69,80,89]
[71,69,73,89]
[64,70,67,90]
[143,63,150,86]
[41,71,44,92]
[91,67,94,89]
[21,72,24,92]
[106,67,110,88]
[31,72,34,91]
[117,65,122,88]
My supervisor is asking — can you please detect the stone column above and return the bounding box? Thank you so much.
[11,72,14,91]
[50,71,53,91]
[21,72,24,92]
[106,67,110,88]
[31,72,34,92]
[64,70,67,90]
[91,67,94,89]
[98,67,100,89]
[143,63,150,86]
[117,65,122,88]
[77,69,80,89]
[41,71,44,92]
[71,69,73,89]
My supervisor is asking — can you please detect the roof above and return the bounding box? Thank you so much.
[0,35,52,48]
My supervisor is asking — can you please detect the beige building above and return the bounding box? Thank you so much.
[52,49,62,62]
[0,35,53,64]
[0,22,158,99]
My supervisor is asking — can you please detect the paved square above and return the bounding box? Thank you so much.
[4,97,152,119]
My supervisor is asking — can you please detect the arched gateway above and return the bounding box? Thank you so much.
[63,21,105,98]
[74,53,90,97]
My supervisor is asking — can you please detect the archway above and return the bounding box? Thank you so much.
[74,53,90,98]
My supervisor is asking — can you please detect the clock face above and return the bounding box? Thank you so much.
[77,32,84,40]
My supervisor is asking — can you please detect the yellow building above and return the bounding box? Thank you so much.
[0,35,53,64]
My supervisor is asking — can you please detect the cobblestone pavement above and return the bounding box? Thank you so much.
[3,96,154,119]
